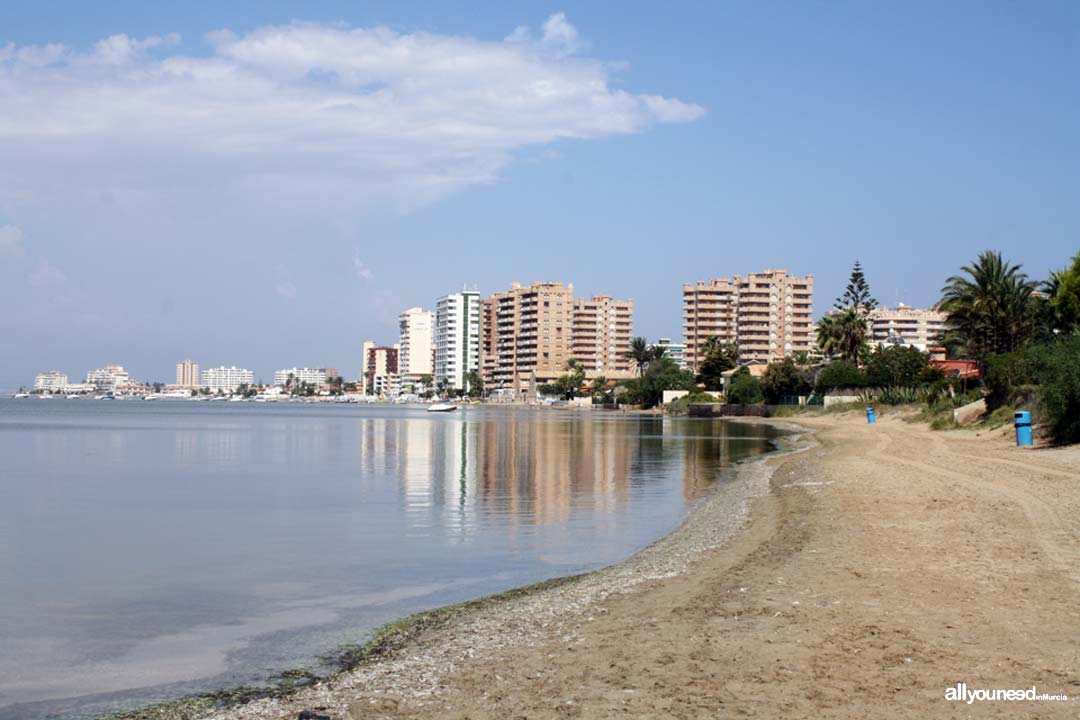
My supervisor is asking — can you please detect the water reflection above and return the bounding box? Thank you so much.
[0,403,780,720]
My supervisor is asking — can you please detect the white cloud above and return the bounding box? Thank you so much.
[540,13,585,57]
[353,250,374,281]
[0,224,24,255]
[0,15,703,211]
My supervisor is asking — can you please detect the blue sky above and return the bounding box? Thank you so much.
[1,1,1077,387]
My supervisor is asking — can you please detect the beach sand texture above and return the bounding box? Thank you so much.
[215,411,1080,719]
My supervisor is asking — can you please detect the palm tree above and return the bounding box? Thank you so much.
[937,251,1037,359]
[815,315,843,359]
[816,309,868,365]
[650,345,668,362]
[700,335,723,359]
[625,337,652,377]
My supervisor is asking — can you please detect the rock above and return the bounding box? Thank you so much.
[298,711,333,720]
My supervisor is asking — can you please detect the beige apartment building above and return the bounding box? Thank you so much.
[683,269,814,369]
[481,282,634,399]
[572,295,634,378]
[175,359,199,387]
[682,278,739,371]
[398,307,434,390]
[868,304,948,350]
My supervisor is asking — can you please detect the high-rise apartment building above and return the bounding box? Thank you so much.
[434,291,480,392]
[361,342,399,395]
[176,359,200,387]
[34,371,68,392]
[683,270,814,368]
[480,282,635,398]
[682,278,739,371]
[481,281,574,398]
[571,295,634,378]
[201,366,254,392]
[868,304,948,350]
[398,307,434,389]
[735,270,814,363]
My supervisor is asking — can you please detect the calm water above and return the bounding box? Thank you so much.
[0,399,781,719]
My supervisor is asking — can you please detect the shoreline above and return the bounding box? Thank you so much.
[96,420,810,720]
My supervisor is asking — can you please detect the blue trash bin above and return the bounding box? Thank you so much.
[866,407,876,424]
[1014,411,1032,446]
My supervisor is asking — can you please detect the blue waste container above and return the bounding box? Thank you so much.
[1014,411,1032,447]
[866,407,876,424]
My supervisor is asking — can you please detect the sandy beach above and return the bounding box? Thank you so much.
[210,411,1080,719]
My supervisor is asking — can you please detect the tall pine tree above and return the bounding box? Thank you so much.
[835,260,878,312]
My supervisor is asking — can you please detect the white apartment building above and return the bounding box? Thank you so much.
[201,366,254,392]
[435,291,481,392]
[868,304,948,351]
[273,367,327,387]
[176,359,200,387]
[650,339,687,370]
[398,307,434,389]
[86,365,130,392]
[34,371,68,392]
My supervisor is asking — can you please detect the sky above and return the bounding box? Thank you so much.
[1,1,1077,388]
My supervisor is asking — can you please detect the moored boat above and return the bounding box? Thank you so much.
[427,403,458,413]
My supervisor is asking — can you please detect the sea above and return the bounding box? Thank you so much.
[0,398,781,719]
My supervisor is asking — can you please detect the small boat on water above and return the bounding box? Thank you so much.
[427,403,458,413]
[94,394,116,400]
[12,393,30,398]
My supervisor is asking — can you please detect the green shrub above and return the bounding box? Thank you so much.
[984,350,1032,410]
[761,357,813,404]
[726,367,764,405]
[815,361,868,394]
[1027,336,1080,444]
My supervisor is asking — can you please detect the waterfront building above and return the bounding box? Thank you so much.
[682,278,739,371]
[650,338,687,370]
[480,282,634,399]
[868,304,948,351]
[398,307,434,391]
[571,295,635,378]
[434,291,481,393]
[320,367,340,382]
[175,359,199,388]
[273,367,327,388]
[200,366,254,393]
[361,342,399,395]
[683,270,814,369]
[86,365,130,392]
[34,371,68,392]
[735,270,814,363]
[481,281,574,399]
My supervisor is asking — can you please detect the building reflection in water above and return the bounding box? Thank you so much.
[349,412,775,540]
[353,413,648,535]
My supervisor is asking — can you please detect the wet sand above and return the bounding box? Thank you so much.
[212,411,1080,719]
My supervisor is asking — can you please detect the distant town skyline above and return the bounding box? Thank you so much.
[2,1,1077,388]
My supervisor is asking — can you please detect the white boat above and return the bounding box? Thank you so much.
[427,403,458,413]
[13,393,30,398]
